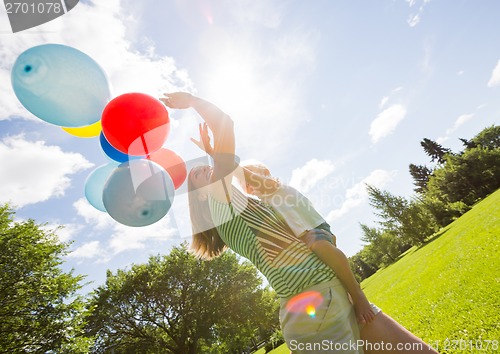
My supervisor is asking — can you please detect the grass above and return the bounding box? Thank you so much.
[261,189,500,353]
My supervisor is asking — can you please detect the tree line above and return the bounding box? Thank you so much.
[349,125,500,281]
[0,205,280,353]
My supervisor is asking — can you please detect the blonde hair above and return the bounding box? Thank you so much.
[238,159,279,196]
[240,159,272,177]
[187,170,227,260]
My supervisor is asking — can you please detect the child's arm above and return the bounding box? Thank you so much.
[308,237,376,325]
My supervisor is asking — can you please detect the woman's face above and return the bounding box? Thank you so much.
[189,165,213,189]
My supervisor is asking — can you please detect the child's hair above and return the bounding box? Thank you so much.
[240,159,272,178]
[238,159,279,196]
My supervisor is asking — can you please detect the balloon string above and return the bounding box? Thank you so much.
[140,135,149,156]
[142,134,170,200]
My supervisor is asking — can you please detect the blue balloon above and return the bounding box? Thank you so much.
[100,132,129,162]
[99,132,145,163]
[11,44,111,127]
[84,162,120,212]
[103,160,175,227]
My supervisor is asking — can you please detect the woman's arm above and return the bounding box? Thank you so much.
[161,93,236,181]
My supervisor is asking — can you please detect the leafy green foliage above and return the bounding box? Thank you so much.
[426,146,500,207]
[353,125,499,280]
[409,163,432,193]
[420,138,451,164]
[86,244,279,354]
[0,204,92,353]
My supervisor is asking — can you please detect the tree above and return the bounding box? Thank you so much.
[348,251,377,282]
[360,224,402,266]
[409,163,433,194]
[366,185,437,246]
[425,146,500,206]
[420,138,451,164]
[467,125,500,150]
[86,244,278,354]
[0,204,92,353]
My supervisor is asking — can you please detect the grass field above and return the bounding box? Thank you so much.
[261,189,500,353]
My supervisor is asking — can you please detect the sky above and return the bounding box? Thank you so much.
[1,0,499,295]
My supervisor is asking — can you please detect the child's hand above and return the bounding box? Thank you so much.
[353,297,376,327]
[191,122,214,156]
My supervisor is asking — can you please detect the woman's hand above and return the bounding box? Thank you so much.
[160,92,195,109]
[191,122,214,156]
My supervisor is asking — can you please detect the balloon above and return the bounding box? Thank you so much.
[99,132,145,163]
[11,44,111,127]
[63,120,102,138]
[101,93,170,156]
[102,159,175,227]
[84,162,120,212]
[147,148,187,189]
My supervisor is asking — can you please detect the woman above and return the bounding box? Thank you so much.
[160,92,438,354]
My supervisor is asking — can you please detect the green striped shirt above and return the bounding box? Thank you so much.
[209,187,336,298]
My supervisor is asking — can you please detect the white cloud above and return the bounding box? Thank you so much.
[378,87,403,109]
[435,136,449,145]
[445,113,474,135]
[487,59,500,87]
[369,104,407,143]
[379,96,389,109]
[408,14,421,27]
[73,197,178,256]
[108,219,177,254]
[40,222,83,243]
[74,198,115,230]
[406,0,432,27]
[289,159,335,193]
[326,169,395,221]
[437,113,474,144]
[68,241,108,262]
[0,136,93,207]
[0,0,193,121]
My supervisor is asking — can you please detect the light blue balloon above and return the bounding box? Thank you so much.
[103,160,175,227]
[11,44,111,127]
[84,162,120,212]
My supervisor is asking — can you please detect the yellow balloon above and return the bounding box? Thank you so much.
[62,120,102,138]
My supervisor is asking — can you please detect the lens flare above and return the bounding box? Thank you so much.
[306,305,316,318]
[285,291,323,317]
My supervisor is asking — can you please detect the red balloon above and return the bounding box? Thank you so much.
[101,93,170,156]
[147,148,187,189]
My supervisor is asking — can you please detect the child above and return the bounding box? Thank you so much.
[191,122,376,325]
[238,161,377,326]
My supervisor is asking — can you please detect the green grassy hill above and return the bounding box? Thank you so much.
[264,189,500,353]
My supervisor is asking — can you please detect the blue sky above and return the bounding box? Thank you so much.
[1,0,499,294]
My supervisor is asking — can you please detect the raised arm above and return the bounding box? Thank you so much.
[161,92,236,180]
